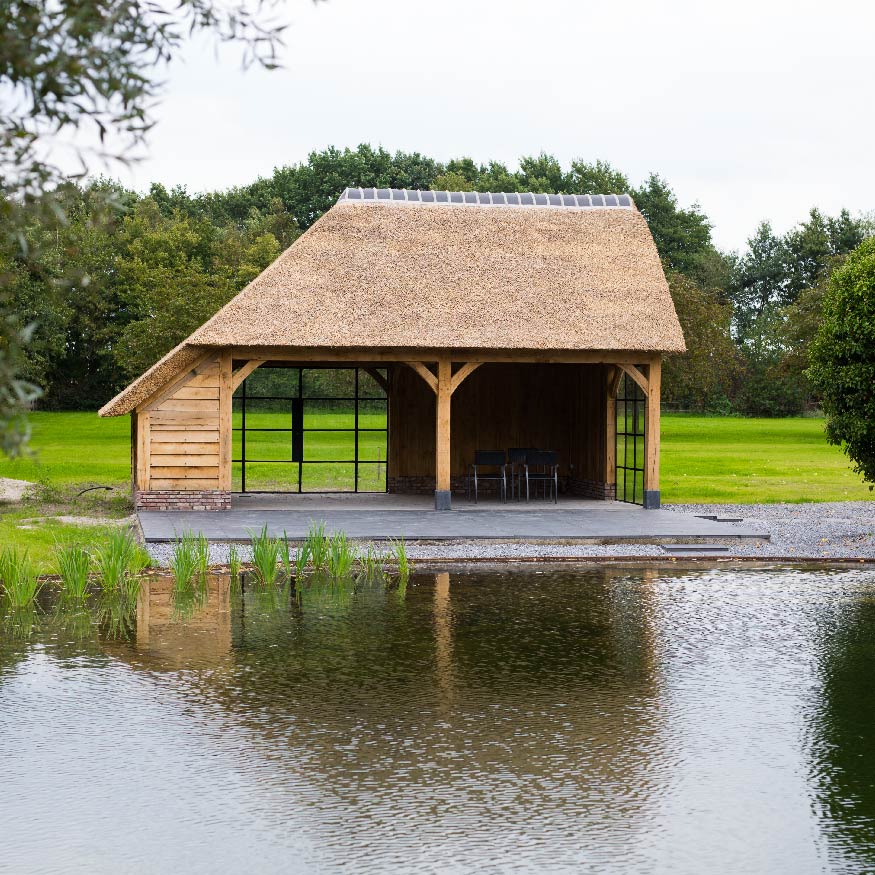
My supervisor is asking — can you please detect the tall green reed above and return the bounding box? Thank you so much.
[294,540,311,578]
[228,543,242,582]
[249,526,281,587]
[306,521,329,572]
[0,546,42,608]
[94,529,137,593]
[194,533,210,586]
[281,531,294,582]
[328,531,356,579]
[169,531,198,592]
[54,542,91,600]
[389,537,411,580]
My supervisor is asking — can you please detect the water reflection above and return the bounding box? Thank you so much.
[1,565,875,873]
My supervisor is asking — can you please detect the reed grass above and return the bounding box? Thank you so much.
[294,540,311,578]
[306,521,329,572]
[94,529,137,593]
[169,531,198,593]
[249,526,281,587]
[328,531,356,579]
[0,546,42,608]
[228,543,242,582]
[359,544,385,581]
[281,531,294,582]
[194,534,210,586]
[128,544,152,579]
[389,537,412,580]
[54,542,91,600]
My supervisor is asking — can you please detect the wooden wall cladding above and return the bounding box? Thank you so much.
[388,362,607,481]
[136,357,222,491]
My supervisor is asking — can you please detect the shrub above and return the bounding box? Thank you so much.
[808,238,875,487]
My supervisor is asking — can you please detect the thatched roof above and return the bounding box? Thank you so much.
[100,189,684,415]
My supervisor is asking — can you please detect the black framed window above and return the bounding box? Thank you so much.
[232,366,388,493]
[615,371,645,505]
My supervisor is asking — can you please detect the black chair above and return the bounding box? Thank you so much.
[506,447,536,500]
[466,451,507,503]
[523,450,559,503]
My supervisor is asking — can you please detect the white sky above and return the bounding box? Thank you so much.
[127,0,875,252]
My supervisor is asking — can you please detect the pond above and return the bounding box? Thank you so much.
[2,564,875,873]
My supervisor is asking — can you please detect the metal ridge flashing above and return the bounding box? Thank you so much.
[338,188,634,209]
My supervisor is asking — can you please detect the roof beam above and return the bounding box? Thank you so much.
[450,362,482,395]
[404,361,438,394]
[226,346,663,366]
[231,359,265,392]
[362,367,390,395]
[618,364,650,396]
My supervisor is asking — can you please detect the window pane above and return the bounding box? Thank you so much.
[301,463,355,492]
[303,399,354,429]
[302,368,355,398]
[243,463,299,492]
[239,366,299,399]
[232,462,242,492]
[358,430,388,462]
[244,399,290,430]
[303,431,355,461]
[245,430,293,462]
[358,399,387,429]
[358,369,387,398]
[357,463,386,492]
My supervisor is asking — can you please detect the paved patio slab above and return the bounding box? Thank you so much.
[138,498,769,543]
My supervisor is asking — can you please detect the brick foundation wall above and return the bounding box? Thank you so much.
[387,475,469,495]
[135,489,231,512]
[566,478,615,500]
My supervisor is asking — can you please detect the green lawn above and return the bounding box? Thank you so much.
[0,411,872,504]
[661,415,872,503]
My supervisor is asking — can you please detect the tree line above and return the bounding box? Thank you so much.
[1,143,871,413]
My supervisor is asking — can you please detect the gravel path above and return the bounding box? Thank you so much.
[144,501,875,565]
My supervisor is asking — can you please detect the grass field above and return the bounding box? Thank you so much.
[0,411,872,503]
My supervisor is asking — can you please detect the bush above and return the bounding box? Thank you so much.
[808,238,875,487]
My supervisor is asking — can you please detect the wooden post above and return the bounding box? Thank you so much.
[435,359,452,510]
[644,356,661,509]
[605,365,618,499]
[218,350,233,491]
[135,410,150,491]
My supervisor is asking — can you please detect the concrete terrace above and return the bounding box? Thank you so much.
[137,494,770,544]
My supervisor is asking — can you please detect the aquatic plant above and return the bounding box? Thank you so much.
[281,531,294,582]
[169,531,198,592]
[94,529,137,592]
[228,543,242,582]
[359,543,385,581]
[250,526,281,587]
[294,540,311,578]
[328,531,356,579]
[0,546,42,608]
[54,543,91,600]
[306,521,329,572]
[194,533,210,586]
[128,544,153,580]
[389,537,412,580]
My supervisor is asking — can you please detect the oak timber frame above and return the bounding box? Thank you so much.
[131,347,663,511]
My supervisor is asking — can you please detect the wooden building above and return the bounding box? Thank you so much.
[99,188,685,511]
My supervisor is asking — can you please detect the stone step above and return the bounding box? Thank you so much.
[661,543,731,554]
